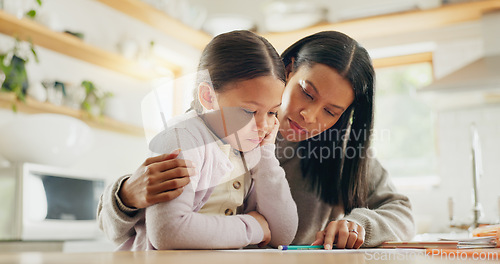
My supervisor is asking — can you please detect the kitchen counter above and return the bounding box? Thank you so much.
[0,248,499,264]
[0,239,115,253]
[0,241,64,252]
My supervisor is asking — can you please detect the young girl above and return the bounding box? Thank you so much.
[116,30,298,250]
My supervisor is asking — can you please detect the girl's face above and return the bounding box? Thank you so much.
[279,63,355,142]
[209,76,285,152]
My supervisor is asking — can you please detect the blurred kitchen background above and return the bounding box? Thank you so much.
[0,0,499,252]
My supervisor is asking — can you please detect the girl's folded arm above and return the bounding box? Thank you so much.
[146,181,264,249]
[245,144,299,247]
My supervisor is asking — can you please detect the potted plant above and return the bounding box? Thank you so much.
[80,80,113,117]
[0,39,39,111]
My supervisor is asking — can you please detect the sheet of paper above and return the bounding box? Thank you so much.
[218,248,425,254]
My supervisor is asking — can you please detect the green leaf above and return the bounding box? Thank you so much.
[0,54,12,75]
[26,10,36,18]
[11,103,17,112]
[30,47,39,63]
[81,80,96,94]
[36,0,42,6]
[81,101,91,113]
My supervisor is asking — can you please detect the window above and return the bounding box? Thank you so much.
[372,61,437,184]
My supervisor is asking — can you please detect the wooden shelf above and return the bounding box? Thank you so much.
[373,52,433,69]
[262,0,500,52]
[96,0,500,68]
[96,0,212,51]
[0,93,144,137]
[0,9,181,79]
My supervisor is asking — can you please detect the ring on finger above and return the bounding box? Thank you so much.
[349,229,358,235]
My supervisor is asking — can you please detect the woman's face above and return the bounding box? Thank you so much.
[279,63,355,142]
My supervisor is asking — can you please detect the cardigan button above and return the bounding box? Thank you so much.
[225,208,234,216]
[232,181,241,190]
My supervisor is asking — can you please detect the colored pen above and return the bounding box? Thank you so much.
[278,245,325,250]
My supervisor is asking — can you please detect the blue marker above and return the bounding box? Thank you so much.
[278,245,325,250]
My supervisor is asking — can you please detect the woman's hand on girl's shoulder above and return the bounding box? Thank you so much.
[119,150,196,209]
[311,220,365,249]
[260,117,280,146]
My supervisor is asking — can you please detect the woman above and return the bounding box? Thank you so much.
[97,31,415,249]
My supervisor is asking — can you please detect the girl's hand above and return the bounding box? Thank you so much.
[248,211,271,247]
[120,149,196,209]
[260,117,280,146]
[311,220,365,249]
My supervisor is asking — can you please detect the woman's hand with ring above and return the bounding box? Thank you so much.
[311,220,365,249]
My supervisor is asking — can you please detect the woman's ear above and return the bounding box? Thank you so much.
[285,57,296,81]
[198,82,217,110]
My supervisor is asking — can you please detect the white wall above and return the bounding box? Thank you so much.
[362,18,500,234]
[398,37,500,234]
[405,104,500,233]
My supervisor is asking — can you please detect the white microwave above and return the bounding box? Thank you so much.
[0,162,105,241]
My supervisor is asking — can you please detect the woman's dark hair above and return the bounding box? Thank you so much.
[282,31,374,214]
[190,30,286,112]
